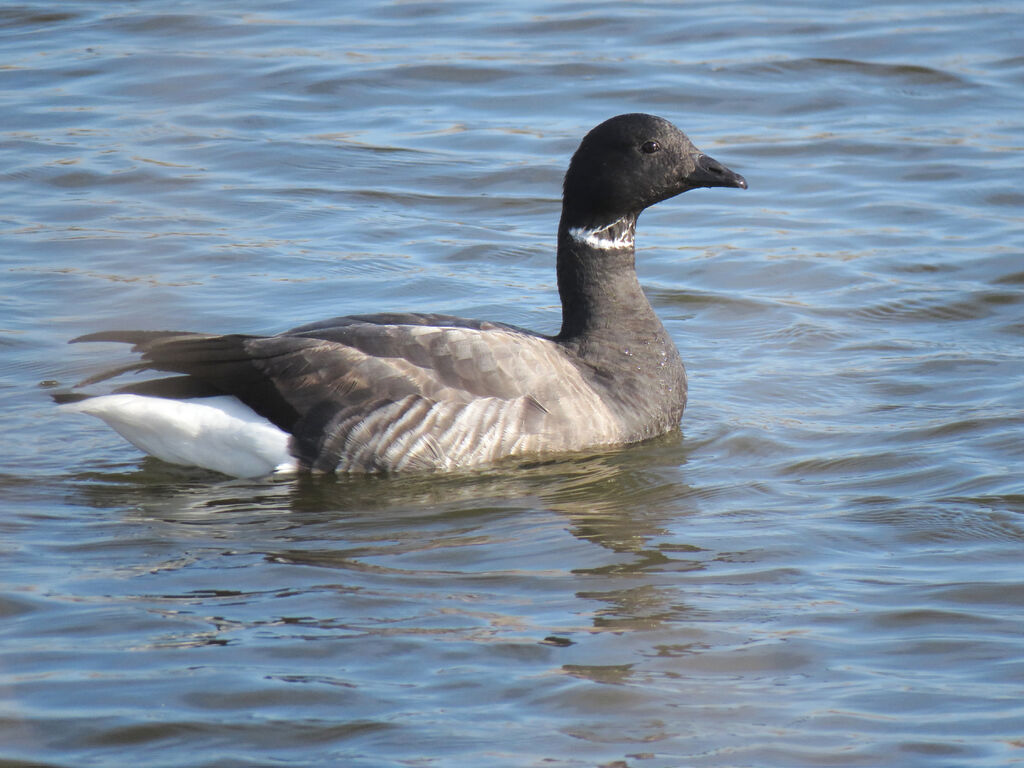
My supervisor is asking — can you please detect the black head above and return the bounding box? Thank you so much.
[561,113,746,229]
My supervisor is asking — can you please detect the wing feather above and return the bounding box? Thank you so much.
[70,316,622,472]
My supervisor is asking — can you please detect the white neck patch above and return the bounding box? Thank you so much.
[568,217,634,250]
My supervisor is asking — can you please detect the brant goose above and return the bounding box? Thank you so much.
[60,114,746,476]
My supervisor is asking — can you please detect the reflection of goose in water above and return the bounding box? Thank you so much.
[60,114,745,477]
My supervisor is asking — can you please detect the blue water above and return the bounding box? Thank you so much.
[2,2,1023,766]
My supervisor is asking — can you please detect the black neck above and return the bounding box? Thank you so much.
[553,211,687,431]
[555,213,664,343]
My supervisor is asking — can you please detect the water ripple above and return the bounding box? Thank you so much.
[2,1,1023,767]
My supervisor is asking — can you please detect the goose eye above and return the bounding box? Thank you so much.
[640,140,661,154]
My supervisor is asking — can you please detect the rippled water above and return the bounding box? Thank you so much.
[3,2,1023,766]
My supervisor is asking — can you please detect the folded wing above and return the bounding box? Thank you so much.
[74,313,622,472]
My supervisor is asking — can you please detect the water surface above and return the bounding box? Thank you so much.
[2,2,1023,766]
